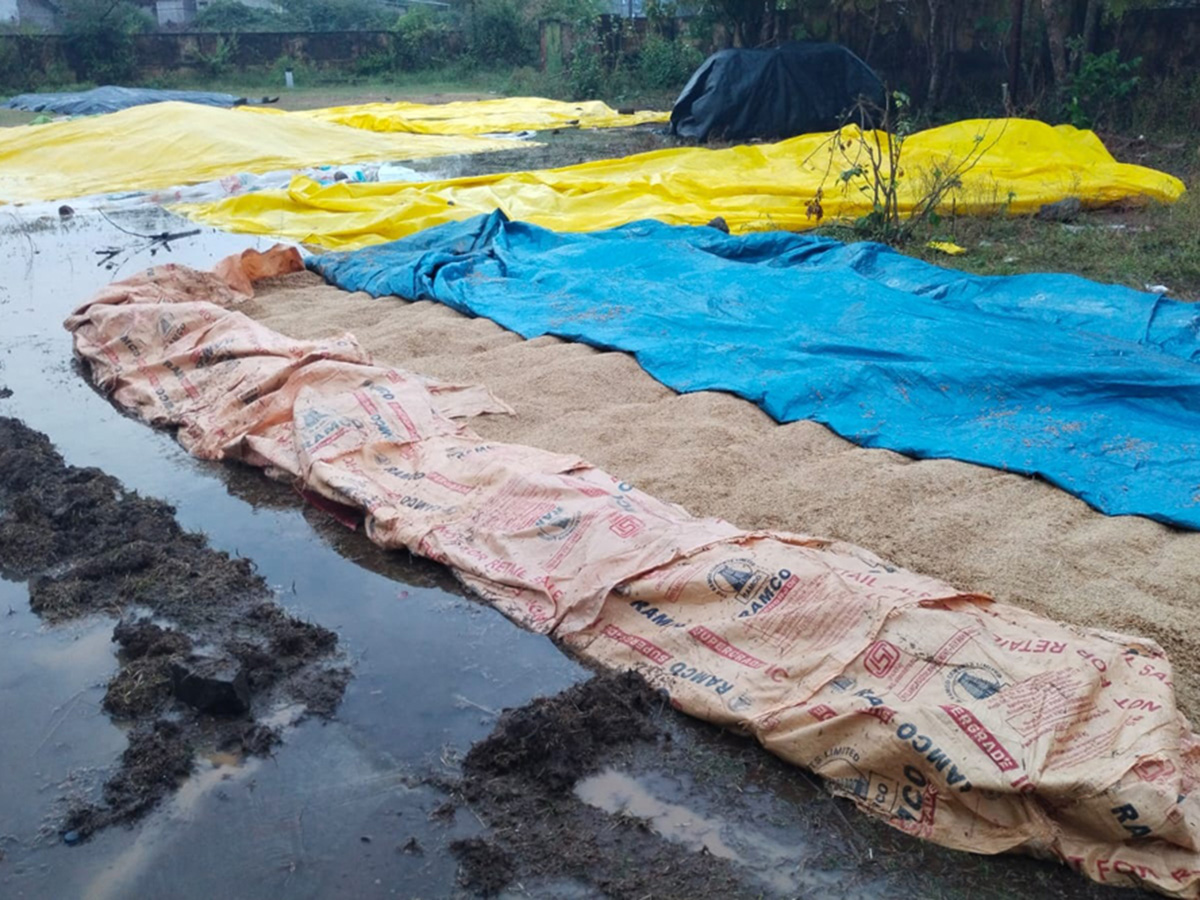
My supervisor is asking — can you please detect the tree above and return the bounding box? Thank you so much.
[62,0,153,82]
[1033,0,1153,96]
[1039,0,1071,89]
[277,0,394,31]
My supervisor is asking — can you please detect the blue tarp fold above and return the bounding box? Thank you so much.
[4,86,239,116]
[310,211,1200,529]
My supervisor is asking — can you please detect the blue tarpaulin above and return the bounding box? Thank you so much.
[309,211,1200,529]
[4,86,240,116]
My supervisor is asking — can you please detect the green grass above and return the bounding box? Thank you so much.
[818,136,1200,299]
[905,191,1200,298]
[0,107,37,126]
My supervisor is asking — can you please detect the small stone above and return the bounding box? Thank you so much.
[170,658,250,716]
[62,830,81,846]
[1035,197,1082,222]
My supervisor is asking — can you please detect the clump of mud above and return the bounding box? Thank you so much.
[463,668,660,791]
[448,837,516,897]
[0,417,350,839]
[446,670,756,898]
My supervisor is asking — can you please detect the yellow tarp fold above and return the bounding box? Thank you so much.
[0,101,532,204]
[242,96,669,134]
[183,118,1185,251]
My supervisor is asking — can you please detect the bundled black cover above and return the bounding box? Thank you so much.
[669,42,885,142]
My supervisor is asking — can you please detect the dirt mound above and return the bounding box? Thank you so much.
[0,416,350,840]
[65,721,195,836]
[464,668,661,792]
[449,837,516,897]
[449,671,758,899]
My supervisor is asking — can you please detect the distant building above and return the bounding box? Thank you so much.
[0,0,62,30]
[598,0,700,17]
[149,0,281,27]
[386,0,450,12]
[151,0,197,26]
[601,0,645,15]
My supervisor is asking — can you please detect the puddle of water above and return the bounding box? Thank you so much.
[577,768,811,896]
[199,750,244,769]
[0,578,124,847]
[498,877,607,899]
[577,769,742,860]
[0,208,584,898]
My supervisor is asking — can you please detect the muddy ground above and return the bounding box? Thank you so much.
[0,416,349,840]
[404,125,675,181]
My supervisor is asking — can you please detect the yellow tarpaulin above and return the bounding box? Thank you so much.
[183,117,1185,251]
[0,101,533,204]
[243,97,669,134]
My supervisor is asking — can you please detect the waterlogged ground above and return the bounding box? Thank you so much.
[0,209,1142,899]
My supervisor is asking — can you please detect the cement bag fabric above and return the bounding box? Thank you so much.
[670,42,885,142]
[183,118,1184,250]
[0,102,532,204]
[308,211,1200,531]
[66,251,1200,897]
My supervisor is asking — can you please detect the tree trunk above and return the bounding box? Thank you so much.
[1039,0,1070,90]
[1007,0,1024,104]
[926,0,952,109]
[864,0,883,65]
[1081,0,1099,56]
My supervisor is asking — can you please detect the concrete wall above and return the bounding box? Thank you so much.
[1,9,1197,94]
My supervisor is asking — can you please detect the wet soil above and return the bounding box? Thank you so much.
[444,670,756,898]
[429,670,1135,900]
[404,124,679,180]
[0,416,349,841]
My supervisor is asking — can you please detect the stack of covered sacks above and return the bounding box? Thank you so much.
[66,246,1200,897]
[182,117,1185,249]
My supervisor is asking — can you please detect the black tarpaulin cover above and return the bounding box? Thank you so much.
[669,42,885,142]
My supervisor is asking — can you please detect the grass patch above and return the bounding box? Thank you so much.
[0,62,681,116]
[904,193,1200,298]
[819,134,1200,299]
[0,107,38,126]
